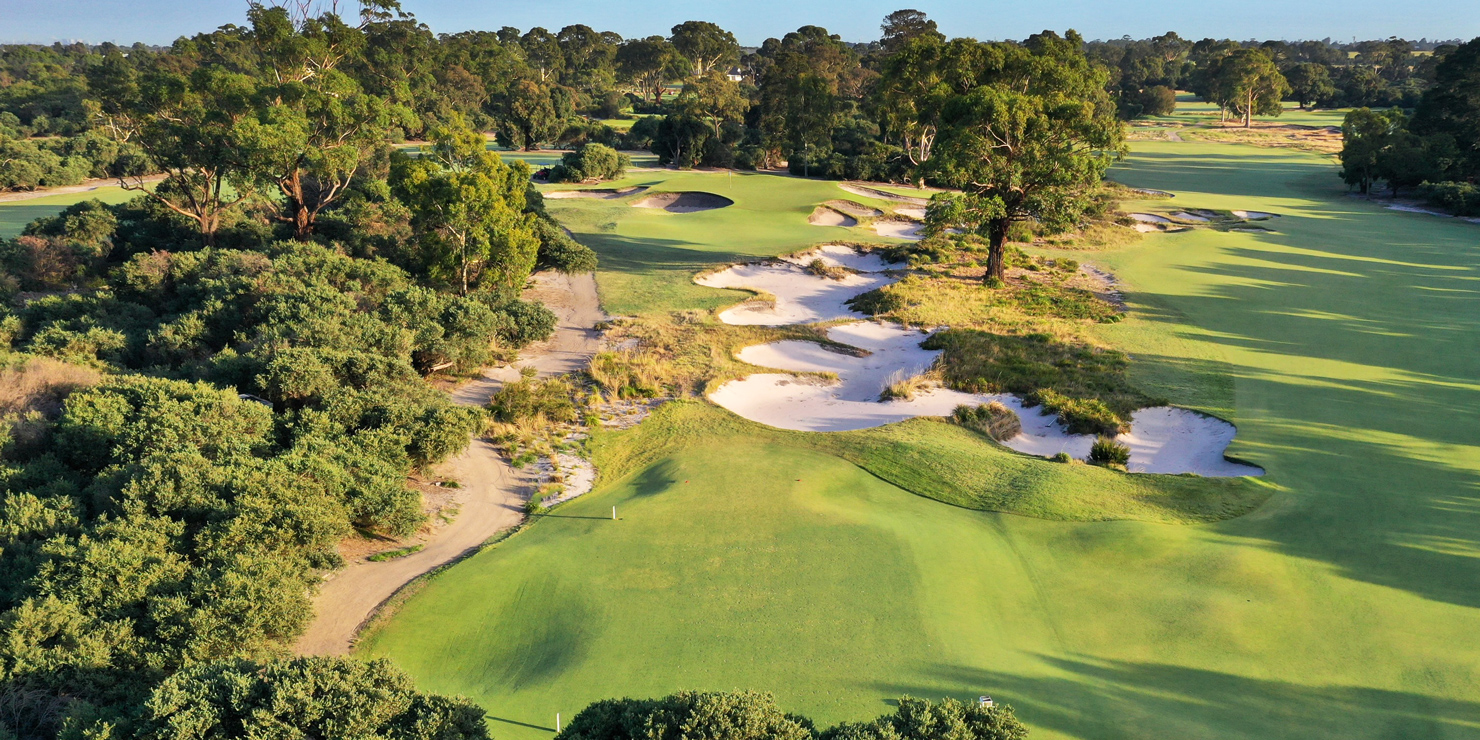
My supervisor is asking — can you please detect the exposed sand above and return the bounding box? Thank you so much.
[695,262,896,325]
[839,182,929,206]
[1171,211,1210,222]
[874,220,925,240]
[631,191,734,212]
[808,206,857,227]
[709,322,1261,476]
[781,244,900,273]
[544,186,648,199]
[1129,213,1174,224]
[1232,210,1279,220]
[894,206,927,220]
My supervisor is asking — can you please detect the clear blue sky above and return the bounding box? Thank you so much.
[4,0,1477,46]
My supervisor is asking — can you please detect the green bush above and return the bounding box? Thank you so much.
[534,218,599,273]
[1089,435,1131,466]
[549,142,630,183]
[1418,181,1480,217]
[489,378,578,424]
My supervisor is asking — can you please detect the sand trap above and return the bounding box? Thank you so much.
[839,182,929,206]
[544,186,649,199]
[695,262,896,326]
[1232,210,1279,220]
[1129,213,1173,224]
[1129,188,1174,198]
[826,200,884,218]
[710,322,1261,476]
[894,206,927,220]
[631,191,734,212]
[781,244,899,273]
[808,206,857,227]
[1386,204,1452,217]
[874,220,925,240]
[1171,211,1210,222]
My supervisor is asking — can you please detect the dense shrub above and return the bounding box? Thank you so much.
[549,143,630,183]
[1139,85,1177,116]
[1417,181,1480,217]
[534,219,600,273]
[1089,435,1131,466]
[489,377,578,424]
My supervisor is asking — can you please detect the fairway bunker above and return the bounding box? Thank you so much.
[709,322,1262,476]
[631,191,734,212]
[544,186,649,199]
[874,220,925,240]
[1171,211,1211,222]
[695,246,899,325]
[1128,212,1176,233]
[893,206,927,220]
[808,206,857,227]
[1233,210,1280,220]
[826,200,884,218]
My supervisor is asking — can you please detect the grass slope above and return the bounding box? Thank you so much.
[365,141,1480,740]
[0,186,137,238]
[542,172,898,315]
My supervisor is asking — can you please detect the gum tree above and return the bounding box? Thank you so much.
[924,31,1124,285]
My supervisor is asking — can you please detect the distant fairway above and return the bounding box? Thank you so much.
[362,140,1480,740]
[540,171,901,315]
[0,185,137,238]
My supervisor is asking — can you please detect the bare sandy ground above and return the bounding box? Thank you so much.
[893,206,927,220]
[781,244,900,273]
[544,186,648,200]
[1232,210,1279,220]
[709,322,1261,476]
[631,191,733,212]
[873,220,925,240]
[295,269,606,656]
[808,206,856,227]
[696,250,897,325]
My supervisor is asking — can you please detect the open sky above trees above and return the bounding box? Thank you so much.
[5,0,1479,46]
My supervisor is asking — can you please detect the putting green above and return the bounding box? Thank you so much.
[541,171,898,315]
[362,140,1480,740]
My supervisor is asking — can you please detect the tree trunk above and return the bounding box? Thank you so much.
[983,219,1009,285]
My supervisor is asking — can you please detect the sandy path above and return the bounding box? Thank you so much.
[0,174,167,203]
[295,270,605,656]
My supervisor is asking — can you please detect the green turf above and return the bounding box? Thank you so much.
[542,172,899,315]
[1146,92,1352,128]
[363,140,1480,739]
[0,186,137,239]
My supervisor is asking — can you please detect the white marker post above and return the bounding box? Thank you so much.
[557,713,561,732]
[612,506,617,520]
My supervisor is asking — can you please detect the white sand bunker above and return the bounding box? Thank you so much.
[781,244,899,273]
[631,191,734,212]
[1232,210,1279,220]
[710,321,1262,477]
[544,186,649,199]
[874,220,925,240]
[893,206,927,220]
[1129,213,1173,224]
[808,206,857,227]
[1171,211,1210,222]
[839,182,929,206]
[695,260,896,325]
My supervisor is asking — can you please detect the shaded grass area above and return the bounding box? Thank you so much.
[0,186,137,238]
[592,401,1266,524]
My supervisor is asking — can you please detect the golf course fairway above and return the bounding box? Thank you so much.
[359,141,1480,740]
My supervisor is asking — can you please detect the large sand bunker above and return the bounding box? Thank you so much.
[839,182,929,206]
[827,200,884,218]
[544,186,649,199]
[808,206,857,227]
[631,191,734,212]
[874,220,925,240]
[709,322,1261,476]
[695,262,896,327]
[781,244,899,273]
[893,206,927,220]
[1232,210,1279,220]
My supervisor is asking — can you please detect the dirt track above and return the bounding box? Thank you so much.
[294,270,605,656]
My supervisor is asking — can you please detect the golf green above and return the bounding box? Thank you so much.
[361,141,1480,740]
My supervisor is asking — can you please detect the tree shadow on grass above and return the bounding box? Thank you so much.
[868,657,1480,740]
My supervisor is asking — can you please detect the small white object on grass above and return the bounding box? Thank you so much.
[612,506,617,520]
[557,713,561,732]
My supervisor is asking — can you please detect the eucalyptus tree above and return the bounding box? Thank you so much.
[670,21,739,77]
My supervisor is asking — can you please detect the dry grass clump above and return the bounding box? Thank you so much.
[804,258,851,281]
[952,401,1022,441]
[0,356,101,454]
[878,368,934,401]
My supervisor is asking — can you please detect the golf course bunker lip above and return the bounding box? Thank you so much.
[874,220,925,240]
[1232,210,1280,220]
[808,206,857,227]
[695,251,898,326]
[839,182,929,206]
[1129,213,1174,224]
[710,321,1263,477]
[631,191,734,212]
[893,206,927,220]
[1171,211,1211,222]
[544,186,649,199]
[825,199,884,218]
[781,244,900,273]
